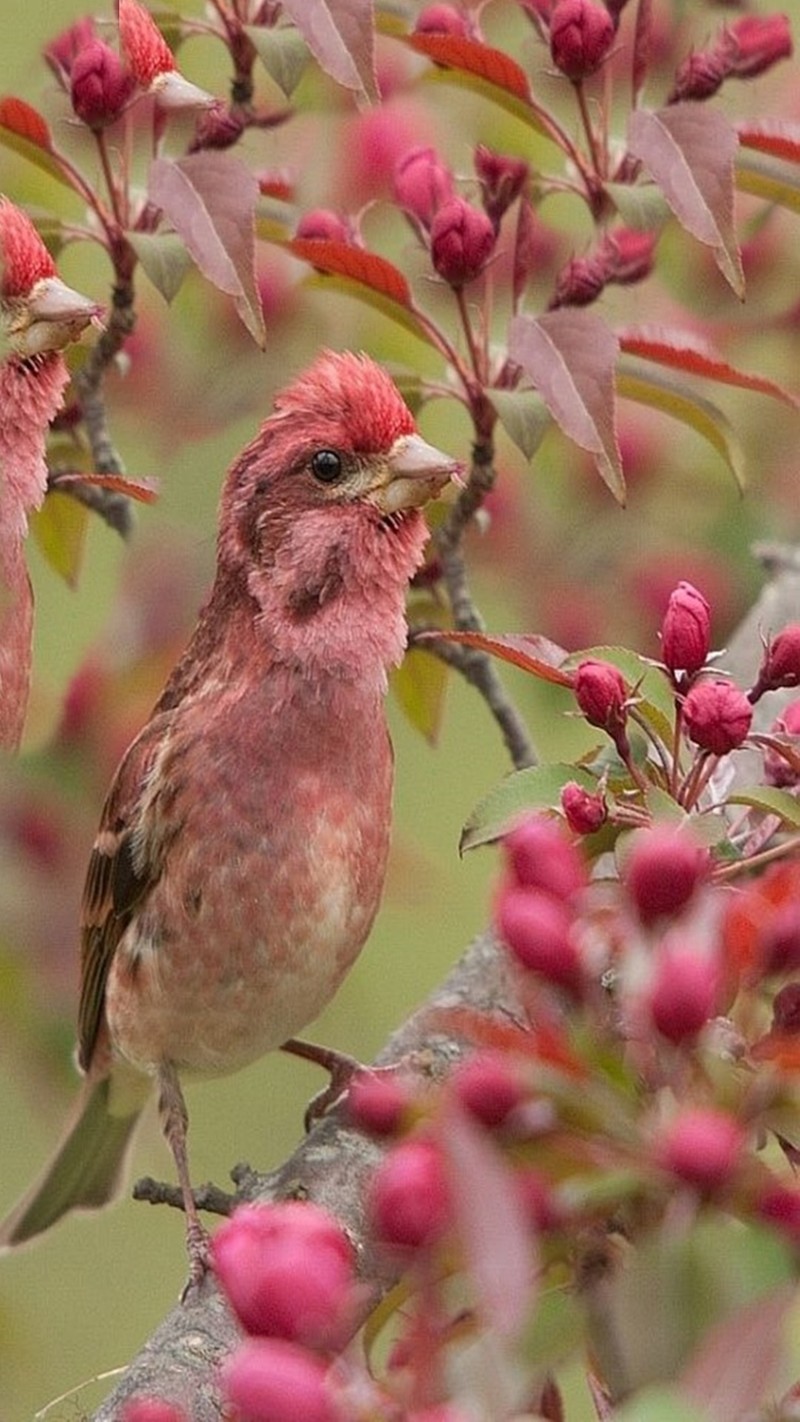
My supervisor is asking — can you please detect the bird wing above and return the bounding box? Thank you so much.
[77,712,174,1073]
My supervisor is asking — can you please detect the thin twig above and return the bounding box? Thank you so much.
[75,276,136,481]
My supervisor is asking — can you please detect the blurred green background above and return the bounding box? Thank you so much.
[2,3,800,1418]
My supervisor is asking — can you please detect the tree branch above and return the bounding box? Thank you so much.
[91,934,522,1420]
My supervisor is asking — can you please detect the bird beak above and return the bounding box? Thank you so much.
[13,275,102,358]
[369,433,462,515]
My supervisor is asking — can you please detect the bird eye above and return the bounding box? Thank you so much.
[310,449,344,484]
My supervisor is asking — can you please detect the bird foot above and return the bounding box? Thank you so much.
[180,1217,213,1302]
[281,1037,364,1131]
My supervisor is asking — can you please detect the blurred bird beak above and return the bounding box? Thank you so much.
[13,275,101,358]
[370,433,462,515]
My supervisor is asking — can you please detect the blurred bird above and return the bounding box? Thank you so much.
[0,197,99,748]
[0,349,458,1283]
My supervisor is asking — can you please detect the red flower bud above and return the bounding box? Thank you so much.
[549,0,615,80]
[668,48,727,103]
[573,658,628,734]
[474,145,529,226]
[430,196,496,287]
[550,253,607,309]
[212,1202,354,1347]
[70,40,134,129]
[504,814,587,899]
[723,13,792,80]
[393,145,454,231]
[750,625,800,701]
[222,1339,336,1422]
[190,100,245,152]
[45,16,98,85]
[656,1108,744,1194]
[759,905,800,977]
[763,700,800,788]
[682,677,752,755]
[370,1137,451,1249]
[347,1069,410,1136]
[560,781,607,835]
[758,1182,800,1240]
[122,1403,187,1422]
[452,1050,523,1127]
[602,227,657,286]
[649,943,719,1043]
[295,209,351,243]
[772,982,800,1034]
[624,826,710,924]
[661,581,711,678]
[414,4,469,35]
[496,885,583,992]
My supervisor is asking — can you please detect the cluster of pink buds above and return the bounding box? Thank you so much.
[669,12,792,102]
[550,228,657,308]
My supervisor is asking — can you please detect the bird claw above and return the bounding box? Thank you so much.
[180,1218,213,1302]
[280,1037,363,1131]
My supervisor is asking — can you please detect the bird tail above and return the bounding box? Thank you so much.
[0,1064,150,1249]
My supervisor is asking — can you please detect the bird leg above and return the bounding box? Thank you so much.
[281,1037,363,1129]
[157,1061,211,1295]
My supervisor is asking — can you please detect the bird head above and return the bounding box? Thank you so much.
[0,199,100,361]
[217,351,462,678]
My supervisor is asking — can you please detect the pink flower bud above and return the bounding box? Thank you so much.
[682,678,752,756]
[723,13,792,80]
[190,100,245,151]
[474,145,528,226]
[45,16,97,85]
[295,209,350,243]
[370,1137,451,1249]
[347,1069,410,1136]
[758,1183,800,1240]
[550,254,607,309]
[759,905,800,976]
[750,625,800,700]
[549,0,615,81]
[496,885,583,992]
[602,228,657,286]
[573,659,628,735]
[668,48,727,103]
[452,1050,523,1128]
[772,982,800,1033]
[393,145,454,231]
[212,1203,354,1346]
[504,814,587,899]
[430,196,496,287]
[122,1403,187,1422]
[560,781,607,835]
[763,700,800,788]
[661,581,711,677]
[649,943,719,1043]
[414,4,469,35]
[70,40,134,128]
[222,1339,336,1422]
[624,826,710,925]
[657,1108,744,1194]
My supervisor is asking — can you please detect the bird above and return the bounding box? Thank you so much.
[0,196,99,748]
[0,349,459,1284]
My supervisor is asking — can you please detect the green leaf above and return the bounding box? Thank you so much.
[461,764,598,853]
[30,492,89,587]
[489,388,551,461]
[604,181,671,230]
[617,355,746,491]
[391,647,449,744]
[127,231,193,304]
[245,25,311,96]
[728,785,800,828]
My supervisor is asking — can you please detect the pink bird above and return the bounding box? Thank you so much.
[0,198,99,748]
[0,349,459,1284]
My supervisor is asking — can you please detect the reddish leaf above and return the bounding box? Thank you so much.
[631,0,653,105]
[148,153,265,346]
[618,326,799,409]
[509,311,623,502]
[417,629,573,685]
[628,104,743,297]
[737,119,800,164]
[53,471,159,504]
[406,33,531,102]
[681,1286,794,1422]
[444,1107,536,1339]
[285,236,411,307]
[0,96,53,150]
[281,0,377,101]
